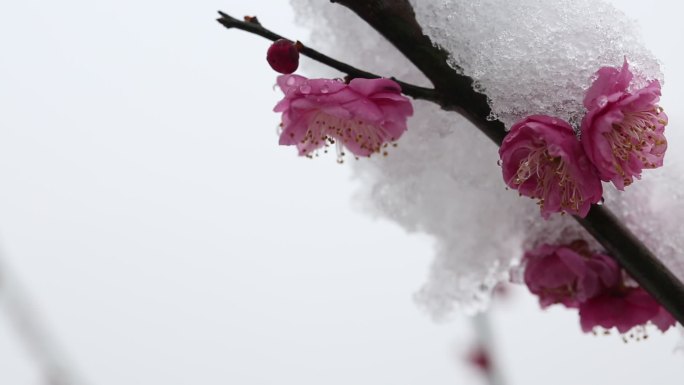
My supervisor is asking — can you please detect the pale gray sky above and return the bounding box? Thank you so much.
[0,1,682,384]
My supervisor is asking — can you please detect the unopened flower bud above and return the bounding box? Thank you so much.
[267,39,300,74]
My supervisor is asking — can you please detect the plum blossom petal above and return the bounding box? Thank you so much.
[583,59,633,110]
[579,287,676,334]
[523,241,620,308]
[580,59,668,190]
[500,115,603,218]
[521,241,677,335]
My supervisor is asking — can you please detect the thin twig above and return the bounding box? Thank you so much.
[216,11,442,105]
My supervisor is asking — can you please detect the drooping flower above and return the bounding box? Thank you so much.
[579,287,676,334]
[274,75,413,159]
[581,59,668,190]
[499,115,603,218]
[266,39,300,74]
[522,241,620,308]
[520,240,677,336]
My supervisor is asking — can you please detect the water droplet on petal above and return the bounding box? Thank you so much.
[547,143,561,155]
[597,96,608,108]
[321,85,329,94]
[300,84,312,94]
[286,77,296,86]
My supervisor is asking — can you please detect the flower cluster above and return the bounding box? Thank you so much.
[274,74,413,160]
[500,60,667,217]
[521,241,676,336]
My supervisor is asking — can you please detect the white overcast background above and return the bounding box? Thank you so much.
[1,1,683,384]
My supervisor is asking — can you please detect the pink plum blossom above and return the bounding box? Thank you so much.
[499,115,603,218]
[521,241,677,335]
[523,241,620,308]
[579,287,676,334]
[581,59,668,190]
[274,75,413,159]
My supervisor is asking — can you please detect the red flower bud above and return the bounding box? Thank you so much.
[267,39,300,74]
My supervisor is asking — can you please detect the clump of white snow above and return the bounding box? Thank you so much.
[410,0,663,127]
[289,0,683,317]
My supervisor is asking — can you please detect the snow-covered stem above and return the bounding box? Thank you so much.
[215,3,684,326]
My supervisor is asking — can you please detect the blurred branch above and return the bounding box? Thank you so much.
[0,255,86,385]
[472,312,507,385]
[215,5,684,326]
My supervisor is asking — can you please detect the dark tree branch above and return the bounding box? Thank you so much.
[216,5,684,325]
[333,0,684,325]
[577,207,684,324]
[330,0,506,145]
[216,11,441,105]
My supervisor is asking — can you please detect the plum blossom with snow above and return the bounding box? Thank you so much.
[581,60,668,190]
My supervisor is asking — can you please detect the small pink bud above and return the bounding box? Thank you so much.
[267,39,300,74]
